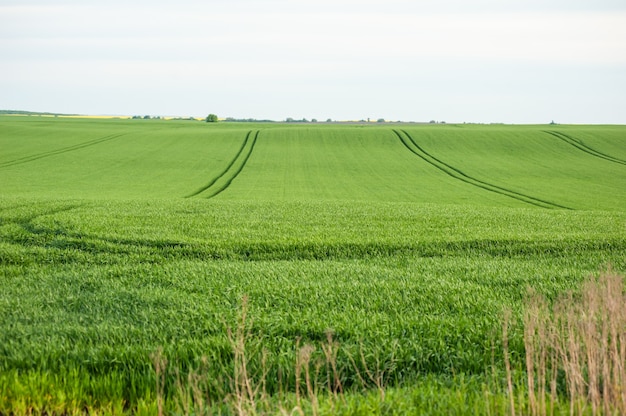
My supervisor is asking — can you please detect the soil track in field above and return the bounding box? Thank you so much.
[544,131,626,166]
[186,130,259,199]
[0,133,128,168]
[393,129,571,210]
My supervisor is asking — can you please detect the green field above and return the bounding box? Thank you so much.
[1,116,625,414]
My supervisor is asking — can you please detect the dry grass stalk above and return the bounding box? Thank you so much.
[524,293,538,415]
[150,347,167,416]
[298,343,318,415]
[522,268,626,415]
[225,294,272,416]
[502,309,516,416]
[321,331,343,400]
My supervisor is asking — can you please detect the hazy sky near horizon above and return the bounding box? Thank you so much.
[1,0,626,123]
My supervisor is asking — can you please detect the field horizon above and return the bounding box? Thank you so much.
[5,109,626,125]
[1,115,625,414]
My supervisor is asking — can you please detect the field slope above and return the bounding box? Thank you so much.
[2,118,624,209]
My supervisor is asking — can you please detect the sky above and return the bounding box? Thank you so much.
[1,0,626,123]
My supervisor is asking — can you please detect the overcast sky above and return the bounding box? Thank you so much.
[1,0,625,123]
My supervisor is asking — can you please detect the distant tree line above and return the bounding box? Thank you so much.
[223,117,275,123]
[132,115,164,120]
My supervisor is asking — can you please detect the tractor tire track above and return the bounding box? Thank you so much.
[186,130,253,197]
[205,130,259,199]
[0,133,128,168]
[544,131,626,166]
[186,130,259,199]
[393,129,571,210]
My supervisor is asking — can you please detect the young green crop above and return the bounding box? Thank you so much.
[0,117,250,199]
[1,197,625,411]
[401,124,626,210]
[0,116,625,413]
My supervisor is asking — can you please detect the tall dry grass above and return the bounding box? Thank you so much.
[517,268,626,416]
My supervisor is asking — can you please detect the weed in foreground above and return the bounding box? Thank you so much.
[151,295,395,415]
[151,268,625,415]
[507,268,626,416]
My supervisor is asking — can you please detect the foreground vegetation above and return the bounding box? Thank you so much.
[0,116,625,414]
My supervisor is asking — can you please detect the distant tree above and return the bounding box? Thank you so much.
[286,117,295,122]
[377,118,385,123]
[326,118,332,123]
[311,118,317,123]
[205,114,218,123]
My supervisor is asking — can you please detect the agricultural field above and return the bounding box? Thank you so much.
[1,116,625,414]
